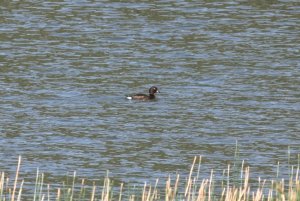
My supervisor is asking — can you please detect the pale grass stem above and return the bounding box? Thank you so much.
[0,172,5,200]
[142,182,146,201]
[70,171,76,200]
[100,171,111,201]
[141,182,152,201]
[185,156,197,198]
[196,156,202,181]
[118,183,123,201]
[34,168,39,201]
[11,156,21,201]
[47,184,50,201]
[16,180,23,201]
[165,176,170,201]
[150,178,159,201]
[56,188,61,201]
[196,179,208,201]
[90,182,96,201]
[208,169,213,201]
[165,173,179,201]
[172,174,179,200]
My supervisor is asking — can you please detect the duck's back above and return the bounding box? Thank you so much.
[127,93,149,100]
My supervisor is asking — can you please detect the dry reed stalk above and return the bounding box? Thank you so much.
[142,182,152,201]
[296,168,300,199]
[11,156,21,201]
[237,183,243,200]
[118,183,123,201]
[147,185,152,201]
[101,176,110,201]
[91,182,96,201]
[289,173,293,200]
[196,179,208,201]
[166,175,174,201]
[142,182,146,201]
[241,160,244,181]
[227,164,230,195]
[225,187,230,201]
[187,178,192,201]
[105,177,110,201]
[225,188,229,201]
[70,171,76,200]
[101,179,105,201]
[238,166,250,201]
[0,172,4,199]
[67,188,71,198]
[47,184,50,201]
[280,179,285,201]
[226,188,238,201]
[78,178,85,200]
[220,187,226,201]
[165,173,180,201]
[185,156,197,197]
[196,156,202,181]
[16,180,23,201]
[40,173,44,200]
[129,194,135,201]
[252,185,264,201]
[267,188,273,201]
[9,188,12,200]
[191,178,196,201]
[251,177,266,201]
[56,188,61,201]
[150,178,159,201]
[172,174,179,200]
[165,176,169,201]
[208,169,213,201]
[246,183,250,201]
[142,184,152,201]
[288,167,300,201]
[34,168,39,201]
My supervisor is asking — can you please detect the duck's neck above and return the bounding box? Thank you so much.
[149,94,155,99]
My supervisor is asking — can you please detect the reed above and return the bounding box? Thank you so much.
[0,155,299,201]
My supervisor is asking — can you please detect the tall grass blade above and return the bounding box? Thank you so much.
[12,156,21,201]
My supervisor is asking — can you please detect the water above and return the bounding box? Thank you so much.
[0,0,299,195]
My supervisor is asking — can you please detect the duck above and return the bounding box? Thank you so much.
[126,86,159,100]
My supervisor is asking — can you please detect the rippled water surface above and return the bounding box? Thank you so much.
[0,0,299,195]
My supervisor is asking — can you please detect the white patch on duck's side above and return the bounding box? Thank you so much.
[126,96,132,100]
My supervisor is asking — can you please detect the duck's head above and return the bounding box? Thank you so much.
[149,86,159,95]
